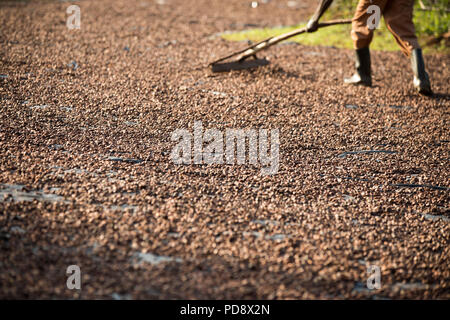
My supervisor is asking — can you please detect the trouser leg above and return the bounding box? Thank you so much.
[351,0,388,49]
[383,0,420,57]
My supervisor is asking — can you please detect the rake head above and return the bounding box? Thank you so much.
[211,57,270,73]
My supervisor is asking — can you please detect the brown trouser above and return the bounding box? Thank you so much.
[351,0,420,56]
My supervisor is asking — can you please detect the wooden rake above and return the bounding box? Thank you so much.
[210,19,352,72]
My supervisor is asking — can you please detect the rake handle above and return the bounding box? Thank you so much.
[211,19,352,65]
[236,19,352,61]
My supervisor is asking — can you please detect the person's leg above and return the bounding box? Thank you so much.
[345,0,388,86]
[351,0,387,49]
[383,0,419,56]
[383,0,432,95]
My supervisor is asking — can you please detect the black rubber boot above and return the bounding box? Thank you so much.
[344,47,372,87]
[411,48,432,96]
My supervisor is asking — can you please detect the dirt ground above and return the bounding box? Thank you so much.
[0,0,449,299]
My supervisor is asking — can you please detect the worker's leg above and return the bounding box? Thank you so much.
[383,0,432,95]
[383,0,419,57]
[345,0,388,86]
[351,0,388,49]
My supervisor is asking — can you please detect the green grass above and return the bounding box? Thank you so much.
[221,0,449,54]
[413,6,449,37]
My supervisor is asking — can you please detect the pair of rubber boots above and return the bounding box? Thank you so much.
[344,47,432,96]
